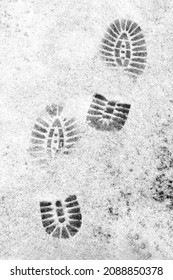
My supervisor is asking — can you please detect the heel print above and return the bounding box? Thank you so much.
[40,195,82,239]
[86,93,131,131]
[100,19,147,76]
[30,104,80,163]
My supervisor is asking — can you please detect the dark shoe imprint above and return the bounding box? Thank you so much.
[86,93,131,131]
[40,195,82,238]
[100,19,147,76]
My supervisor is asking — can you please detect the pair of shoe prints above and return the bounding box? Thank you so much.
[30,18,165,241]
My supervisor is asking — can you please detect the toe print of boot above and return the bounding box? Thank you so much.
[40,195,82,239]
[30,104,80,164]
[86,93,131,131]
[100,19,147,76]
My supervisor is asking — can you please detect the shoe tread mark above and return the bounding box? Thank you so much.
[52,226,61,238]
[109,25,119,37]
[101,44,114,52]
[87,94,131,131]
[93,94,107,102]
[69,220,82,228]
[41,213,54,220]
[87,94,107,121]
[46,225,56,234]
[56,208,64,217]
[131,57,147,63]
[69,214,82,220]
[59,217,66,223]
[132,46,147,52]
[40,196,82,238]
[124,68,143,75]
[66,224,78,236]
[100,50,114,57]
[129,22,138,34]
[104,32,117,42]
[31,139,45,145]
[129,63,146,70]
[131,33,144,42]
[133,52,147,57]
[68,207,80,214]
[30,146,45,152]
[56,200,62,207]
[102,38,115,47]
[33,124,48,134]
[42,219,55,227]
[31,131,46,139]
[40,201,52,207]
[40,207,53,213]
[90,104,104,112]
[100,19,147,76]
[114,19,121,32]
[130,26,142,37]
[36,117,50,128]
[46,104,57,116]
[65,195,77,202]
[65,201,79,208]
[30,105,80,161]
[132,39,146,47]
[61,227,70,239]
[121,19,126,31]
[126,20,133,32]
[111,23,120,35]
